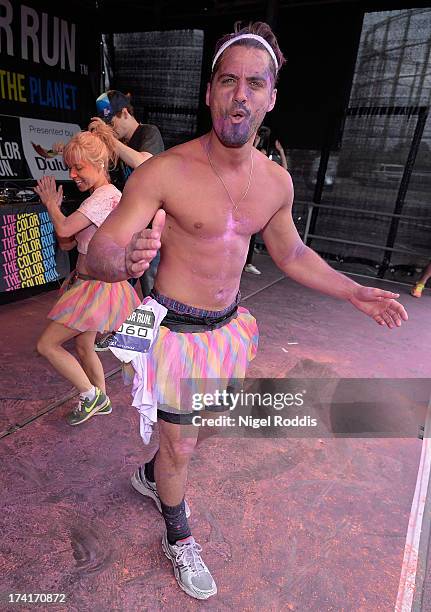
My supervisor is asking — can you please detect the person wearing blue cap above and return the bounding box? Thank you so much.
[93,90,164,190]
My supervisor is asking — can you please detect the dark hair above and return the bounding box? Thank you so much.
[212,21,286,84]
[108,90,135,117]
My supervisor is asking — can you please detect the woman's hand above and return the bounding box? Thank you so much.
[52,142,65,154]
[34,176,63,209]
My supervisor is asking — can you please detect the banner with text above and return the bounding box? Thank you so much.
[0,115,28,180]
[0,1,99,125]
[20,116,80,180]
[0,206,69,292]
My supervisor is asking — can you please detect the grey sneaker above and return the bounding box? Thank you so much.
[244,263,261,275]
[94,333,115,352]
[66,388,110,426]
[131,466,191,518]
[162,533,217,600]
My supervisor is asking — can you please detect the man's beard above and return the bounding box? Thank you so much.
[214,112,262,147]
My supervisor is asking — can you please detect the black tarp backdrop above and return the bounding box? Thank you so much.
[110,30,204,149]
[104,6,363,151]
[0,0,100,127]
[98,1,430,286]
[268,5,364,150]
[100,7,364,154]
[97,0,430,151]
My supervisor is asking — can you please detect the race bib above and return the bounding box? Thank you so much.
[109,303,157,353]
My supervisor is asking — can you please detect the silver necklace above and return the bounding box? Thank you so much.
[206,142,254,211]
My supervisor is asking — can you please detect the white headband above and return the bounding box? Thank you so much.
[211,34,279,73]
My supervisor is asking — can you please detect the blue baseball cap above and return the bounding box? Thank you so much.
[96,91,130,123]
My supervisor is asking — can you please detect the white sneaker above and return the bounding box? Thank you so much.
[162,532,217,600]
[244,263,261,275]
[131,466,191,518]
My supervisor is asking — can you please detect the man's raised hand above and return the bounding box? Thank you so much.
[125,209,166,278]
[88,117,106,132]
[349,286,408,328]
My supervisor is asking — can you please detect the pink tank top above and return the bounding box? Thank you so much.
[75,184,122,254]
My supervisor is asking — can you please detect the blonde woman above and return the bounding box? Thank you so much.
[35,123,142,425]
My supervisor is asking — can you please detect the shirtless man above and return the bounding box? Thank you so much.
[87,22,408,600]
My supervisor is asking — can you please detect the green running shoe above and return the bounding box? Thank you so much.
[67,388,111,426]
[96,398,112,415]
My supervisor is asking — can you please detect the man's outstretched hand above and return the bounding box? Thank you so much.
[349,286,408,328]
[125,209,166,278]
